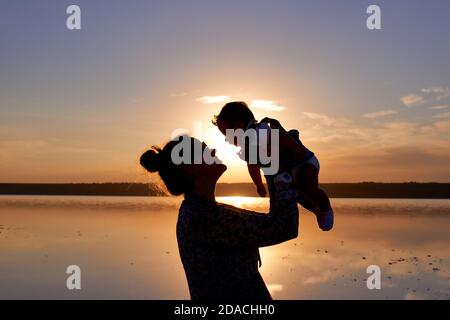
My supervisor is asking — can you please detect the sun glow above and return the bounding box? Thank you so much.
[216,196,263,209]
[201,125,255,182]
[202,126,242,165]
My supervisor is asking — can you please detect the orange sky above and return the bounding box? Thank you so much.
[1,1,449,183]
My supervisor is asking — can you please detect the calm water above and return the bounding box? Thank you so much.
[1,196,449,300]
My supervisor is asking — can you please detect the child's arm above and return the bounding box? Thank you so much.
[247,163,267,197]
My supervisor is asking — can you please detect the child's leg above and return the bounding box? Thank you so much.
[299,164,334,231]
[292,166,321,214]
[297,189,319,212]
[300,164,331,212]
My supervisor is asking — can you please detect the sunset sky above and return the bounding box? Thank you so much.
[1,0,449,183]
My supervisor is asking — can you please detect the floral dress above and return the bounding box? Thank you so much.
[176,177,299,300]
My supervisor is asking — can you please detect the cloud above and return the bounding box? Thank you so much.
[0,138,106,156]
[363,109,397,119]
[430,105,448,110]
[342,145,450,168]
[301,112,351,127]
[196,96,230,104]
[291,109,450,181]
[421,119,450,134]
[434,111,450,119]
[401,86,449,108]
[433,119,450,131]
[401,94,424,107]
[421,87,450,100]
[302,112,337,126]
[170,92,187,98]
[250,100,286,111]
[196,97,286,111]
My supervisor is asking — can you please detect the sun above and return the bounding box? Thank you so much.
[216,196,261,209]
[202,126,241,165]
[201,125,251,183]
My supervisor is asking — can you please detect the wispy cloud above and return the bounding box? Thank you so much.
[293,109,450,181]
[170,92,187,98]
[250,100,286,111]
[196,96,286,111]
[430,105,448,110]
[196,96,230,104]
[434,111,450,119]
[302,112,336,126]
[401,94,424,107]
[363,109,397,119]
[421,119,450,134]
[301,112,351,127]
[401,87,450,108]
[421,87,450,100]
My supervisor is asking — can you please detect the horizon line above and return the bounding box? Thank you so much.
[1,182,450,185]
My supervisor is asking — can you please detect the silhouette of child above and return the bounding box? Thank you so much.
[213,101,333,231]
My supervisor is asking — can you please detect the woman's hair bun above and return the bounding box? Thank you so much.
[140,147,162,173]
[139,138,194,196]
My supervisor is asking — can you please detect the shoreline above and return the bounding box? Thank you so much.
[0,182,449,199]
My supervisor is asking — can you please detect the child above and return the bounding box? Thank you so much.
[213,101,333,231]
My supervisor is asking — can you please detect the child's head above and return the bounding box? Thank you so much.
[212,101,255,135]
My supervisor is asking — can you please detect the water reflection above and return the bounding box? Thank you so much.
[0,196,449,299]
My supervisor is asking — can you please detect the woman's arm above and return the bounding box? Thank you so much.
[206,174,299,248]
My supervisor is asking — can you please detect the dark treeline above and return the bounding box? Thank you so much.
[0,183,166,197]
[321,183,450,199]
[0,182,450,198]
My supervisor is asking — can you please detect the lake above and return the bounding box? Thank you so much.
[0,196,449,300]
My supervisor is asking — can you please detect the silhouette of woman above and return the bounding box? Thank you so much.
[140,136,299,300]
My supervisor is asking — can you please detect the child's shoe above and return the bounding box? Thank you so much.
[319,208,334,231]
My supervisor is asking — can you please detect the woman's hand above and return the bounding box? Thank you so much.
[260,117,286,132]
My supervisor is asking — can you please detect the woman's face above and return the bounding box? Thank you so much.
[200,142,228,177]
[185,141,227,182]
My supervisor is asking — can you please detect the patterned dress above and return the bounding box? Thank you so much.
[176,179,299,300]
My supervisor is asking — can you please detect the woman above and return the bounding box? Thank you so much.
[140,136,299,300]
